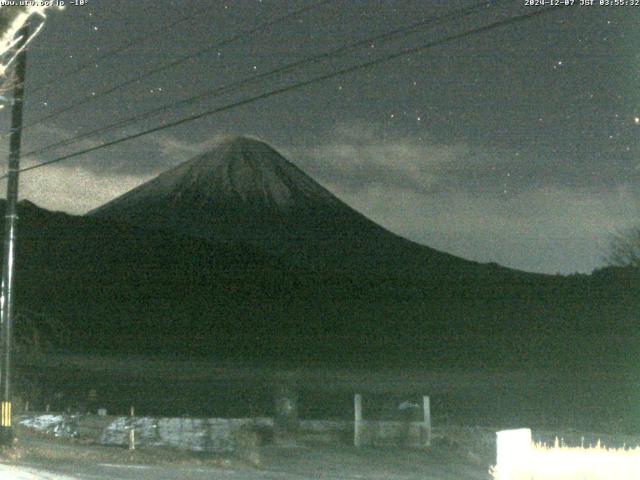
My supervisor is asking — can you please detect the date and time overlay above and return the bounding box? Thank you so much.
[525,0,639,6]
[0,0,639,8]
[0,0,86,7]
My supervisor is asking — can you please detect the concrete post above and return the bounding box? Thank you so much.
[274,375,299,445]
[354,393,362,447]
[128,406,136,451]
[423,395,431,446]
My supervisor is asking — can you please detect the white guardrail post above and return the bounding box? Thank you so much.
[354,394,362,448]
[422,395,431,447]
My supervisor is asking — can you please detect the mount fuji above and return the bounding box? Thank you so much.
[89,136,486,274]
[2,136,635,366]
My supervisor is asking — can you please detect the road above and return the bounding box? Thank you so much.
[2,443,491,480]
[3,424,493,480]
[1,462,337,480]
[2,460,489,480]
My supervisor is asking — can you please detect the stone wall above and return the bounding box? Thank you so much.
[18,413,429,452]
[18,414,272,453]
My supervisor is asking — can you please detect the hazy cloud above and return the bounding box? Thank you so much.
[287,124,640,200]
[330,183,639,274]
[283,124,640,273]
[8,123,639,273]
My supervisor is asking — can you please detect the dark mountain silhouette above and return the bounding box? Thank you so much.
[0,137,637,369]
[89,136,490,275]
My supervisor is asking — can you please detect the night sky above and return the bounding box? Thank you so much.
[1,0,638,274]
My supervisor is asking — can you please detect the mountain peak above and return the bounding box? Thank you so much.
[202,135,281,165]
[88,136,475,272]
[215,134,266,148]
[170,135,338,210]
[89,136,344,239]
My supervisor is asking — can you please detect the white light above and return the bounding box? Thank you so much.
[492,428,640,480]
[494,429,532,479]
[0,4,62,82]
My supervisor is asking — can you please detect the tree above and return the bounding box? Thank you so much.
[605,227,640,268]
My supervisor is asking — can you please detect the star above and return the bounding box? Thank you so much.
[634,117,640,125]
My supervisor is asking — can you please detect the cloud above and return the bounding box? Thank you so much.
[6,122,638,273]
[16,124,205,178]
[287,124,473,196]
[281,124,640,273]
[327,182,639,274]
[13,163,148,214]
[285,123,640,201]
[9,129,264,214]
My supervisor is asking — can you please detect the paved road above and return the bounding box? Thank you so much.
[2,462,464,480]
[3,465,490,480]
[3,450,490,480]
[2,462,318,480]
[6,427,492,480]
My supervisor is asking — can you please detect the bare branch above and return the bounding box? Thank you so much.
[604,226,640,268]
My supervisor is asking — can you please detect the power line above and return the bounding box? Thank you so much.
[28,2,214,97]
[6,6,564,180]
[22,0,333,131]
[21,0,500,160]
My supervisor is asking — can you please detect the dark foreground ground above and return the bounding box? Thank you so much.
[4,352,640,479]
[3,423,493,479]
[7,422,640,480]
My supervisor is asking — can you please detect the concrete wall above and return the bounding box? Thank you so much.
[18,414,271,454]
[357,420,430,447]
[18,413,429,452]
[100,416,273,452]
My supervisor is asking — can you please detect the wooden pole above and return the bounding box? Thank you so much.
[354,393,362,447]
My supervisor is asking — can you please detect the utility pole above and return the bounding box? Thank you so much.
[0,21,29,445]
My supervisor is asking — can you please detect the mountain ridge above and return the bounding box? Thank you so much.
[0,193,636,367]
[88,135,511,276]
